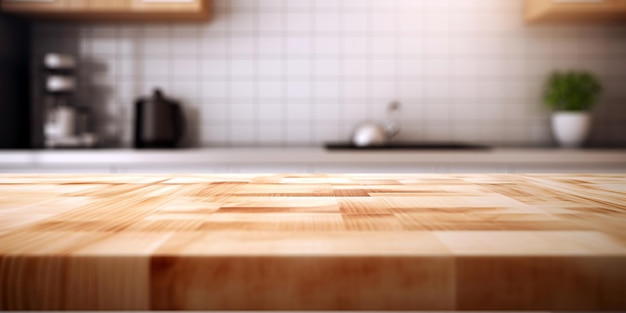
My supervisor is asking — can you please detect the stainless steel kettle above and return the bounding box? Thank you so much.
[351,101,401,147]
[134,89,185,148]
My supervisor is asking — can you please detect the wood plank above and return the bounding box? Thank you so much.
[150,256,455,310]
[457,256,626,310]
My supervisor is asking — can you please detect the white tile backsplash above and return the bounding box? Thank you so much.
[229,36,256,54]
[343,12,368,32]
[343,81,368,99]
[202,81,227,99]
[171,81,200,100]
[342,100,368,122]
[315,13,340,32]
[141,58,170,78]
[230,59,255,77]
[228,100,257,121]
[286,59,311,77]
[260,102,284,120]
[314,59,340,77]
[370,81,395,100]
[343,58,368,77]
[90,37,117,55]
[287,13,312,32]
[202,59,228,78]
[314,37,340,55]
[313,81,339,98]
[286,123,311,144]
[230,124,255,145]
[258,81,283,99]
[285,99,308,118]
[230,13,257,32]
[202,36,228,54]
[230,81,255,99]
[32,0,626,147]
[141,36,169,55]
[257,123,284,144]
[173,59,201,78]
[286,37,311,54]
[258,13,284,32]
[172,38,200,56]
[314,102,339,121]
[286,81,310,98]
[258,37,283,55]
[200,99,228,122]
[372,13,396,32]
[313,124,340,142]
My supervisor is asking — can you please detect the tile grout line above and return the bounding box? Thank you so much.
[338,1,346,141]
[366,0,373,121]
[253,0,260,147]
[282,0,289,146]
[309,1,316,145]
[226,4,233,147]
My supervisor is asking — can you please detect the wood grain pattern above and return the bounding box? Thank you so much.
[0,173,625,310]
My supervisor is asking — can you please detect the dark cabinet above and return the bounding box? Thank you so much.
[0,13,30,148]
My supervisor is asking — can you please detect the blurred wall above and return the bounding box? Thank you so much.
[30,0,626,147]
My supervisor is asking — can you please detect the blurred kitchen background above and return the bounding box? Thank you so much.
[1,0,624,149]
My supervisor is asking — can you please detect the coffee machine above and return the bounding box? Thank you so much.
[42,53,97,148]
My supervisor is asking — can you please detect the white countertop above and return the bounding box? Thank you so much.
[1,147,626,167]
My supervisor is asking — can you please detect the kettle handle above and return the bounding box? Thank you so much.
[172,104,186,145]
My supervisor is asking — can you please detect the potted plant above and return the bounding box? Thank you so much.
[543,70,602,148]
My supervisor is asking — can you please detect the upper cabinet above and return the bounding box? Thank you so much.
[0,0,209,21]
[526,0,626,23]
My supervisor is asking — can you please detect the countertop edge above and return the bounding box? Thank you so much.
[1,147,626,166]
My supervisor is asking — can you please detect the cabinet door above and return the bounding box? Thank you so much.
[130,0,203,12]
[1,0,68,12]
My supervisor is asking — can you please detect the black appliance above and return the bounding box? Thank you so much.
[41,53,97,148]
[134,89,185,148]
[0,13,30,148]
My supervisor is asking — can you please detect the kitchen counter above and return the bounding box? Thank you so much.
[1,173,625,310]
[1,148,626,173]
[1,147,626,164]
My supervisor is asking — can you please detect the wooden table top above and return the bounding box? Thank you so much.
[1,173,625,310]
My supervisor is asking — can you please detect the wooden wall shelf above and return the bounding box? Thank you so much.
[526,0,626,23]
[0,0,209,21]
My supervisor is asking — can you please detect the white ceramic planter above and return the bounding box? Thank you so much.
[551,111,591,148]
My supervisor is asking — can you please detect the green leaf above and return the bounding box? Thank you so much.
[542,70,602,111]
